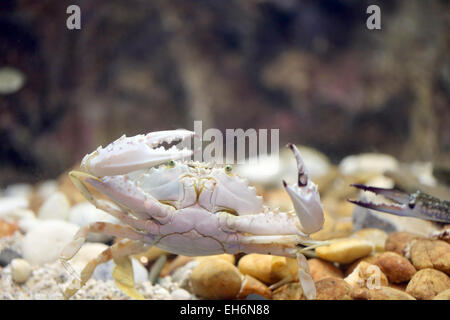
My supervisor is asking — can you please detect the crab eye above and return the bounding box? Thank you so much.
[167,160,176,168]
[225,165,233,173]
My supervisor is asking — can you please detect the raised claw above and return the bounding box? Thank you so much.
[283,144,325,234]
[81,129,194,177]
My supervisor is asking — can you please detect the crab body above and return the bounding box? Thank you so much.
[61,130,326,299]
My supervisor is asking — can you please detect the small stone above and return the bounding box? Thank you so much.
[0,248,22,267]
[190,259,242,299]
[409,239,450,274]
[339,153,398,176]
[307,258,343,282]
[272,282,305,300]
[22,220,79,265]
[238,254,297,284]
[38,192,70,221]
[352,228,388,252]
[345,261,388,289]
[315,278,353,300]
[0,218,18,237]
[375,252,416,283]
[316,238,374,264]
[433,288,450,300]
[10,258,32,284]
[171,288,192,300]
[385,232,423,256]
[237,275,272,300]
[68,202,120,242]
[196,253,235,265]
[0,197,29,216]
[344,254,380,277]
[4,184,33,199]
[353,286,415,300]
[406,268,450,300]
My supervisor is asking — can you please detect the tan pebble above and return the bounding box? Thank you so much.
[316,238,373,264]
[307,258,343,282]
[237,275,272,300]
[353,286,415,300]
[315,278,353,300]
[272,282,305,300]
[196,253,235,265]
[406,268,450,300]
[410,239,450,274]
[375,251,416,283]
[345,261,388,289]
[344,254,380,276]
[310,212,335,241]
[385,232,422,256]
[11,258,32,284]
[352,228,388,252]
[433,288,450,300]
[0,219,18,237]
[190,259,242,299]
[160,255,194,277]
[238,254,297,284]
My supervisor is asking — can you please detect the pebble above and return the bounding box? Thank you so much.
[344,261,388,289]
[36,180,59,200]
[433,288,450,300]
[0,197,29,217]
[4,184,33,199]
[406,268,450,300]
[351,228,388,252]
[353,286,415,300]
[316,238,374,264]
[339,153,398,176]
[22,220,79,265]
[384,232,423,256]
[38,192,70,221]
[315,278,353,300]
[0,248,22,267]
[196,253,235,265]
[0,208,35,224]
[10,258,32,283]
[190,258,242,299]
[307,258,343,282]
[272,282,304,300]
[0,219,18,238]
[68,202,120,242]
[344,254,380,276]
[237,274,272,300]
[171,288,192,300]
[238,254,297,284]
[409,239,450,274]
[374,252,416,283]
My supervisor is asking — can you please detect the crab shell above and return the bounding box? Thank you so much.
[77,130,325,257]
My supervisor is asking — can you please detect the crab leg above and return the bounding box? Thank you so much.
[81,129,194,177]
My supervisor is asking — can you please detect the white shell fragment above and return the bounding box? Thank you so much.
[38,192,70,221]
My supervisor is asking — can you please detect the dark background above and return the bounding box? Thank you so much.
[0,0,448,186]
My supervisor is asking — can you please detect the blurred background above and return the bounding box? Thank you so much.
[0,0,448,187]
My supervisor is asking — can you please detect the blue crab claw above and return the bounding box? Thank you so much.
[81,129,194,177]
[283,144,325,235]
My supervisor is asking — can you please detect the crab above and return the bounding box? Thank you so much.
[60,129,328,300]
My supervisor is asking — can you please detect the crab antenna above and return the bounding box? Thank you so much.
[287,143,308,187]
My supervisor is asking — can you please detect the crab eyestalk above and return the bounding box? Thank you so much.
[81,129,194,177]
[283,144,325,235]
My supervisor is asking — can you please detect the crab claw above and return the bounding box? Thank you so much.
[81,129,194,177]
[283,144,325,234]
[348,184,413,218]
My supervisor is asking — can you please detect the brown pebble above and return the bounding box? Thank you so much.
[307,258,343,282]
[238,254,297,284]
[375,252,416,283]
[315,278,353,300]
[406,268,450,300]
[353,286,415,300]
[272,282,305,300]
[385,232,422,256]
[433,288,450,300]
[410,239,450,275]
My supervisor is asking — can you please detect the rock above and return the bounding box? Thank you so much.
[0,197,29,217]
[315,238,374,264]
[351,228,388,252]
[196,253,235,265]
[190,258,242,299]
[0,219,18,237]
[68,202,120,242]
[171,288,192,300]
[37,192,70,221]
[237,254,297,284]
[4,184,33,199]
[344,254,380,277]
[385,232,423,256]
[339,153,399,176]
[307,258,343,282]
[409,239,450,274]
[345,261,388,289]
[433,288,450,300]
[10,258,32,283]
[237,275,272,300]
[0,248,22,267]
[406,268,450,300]
[22,220,79,265]
[315,278,353,300]
[353,286,415,300]
[17,216,40,233]
[375,252,416,283]
[272,282,305,300]
[36,180,59,200]
[0,208,35,224]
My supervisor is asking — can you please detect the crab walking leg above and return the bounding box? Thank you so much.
[296,252,316,300]
[63,240,151,299]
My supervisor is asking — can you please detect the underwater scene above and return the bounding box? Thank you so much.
[0,0,449,301]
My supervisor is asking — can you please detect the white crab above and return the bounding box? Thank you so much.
[60,130,327,299]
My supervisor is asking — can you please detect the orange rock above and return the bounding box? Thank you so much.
[272,282,305,300]
[307,258,343,282]
[315,278,353,300]
[375,252,416,283]
[0,219,18,237]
